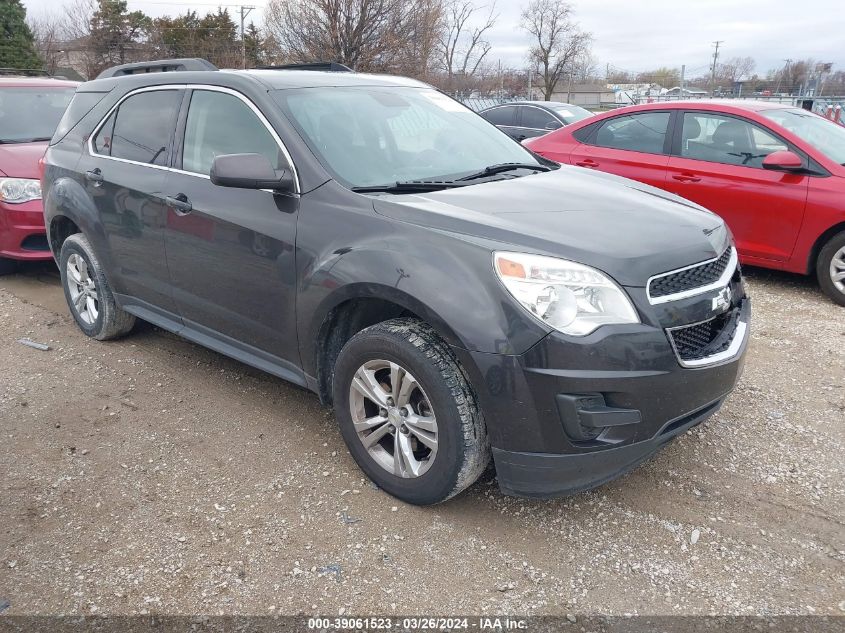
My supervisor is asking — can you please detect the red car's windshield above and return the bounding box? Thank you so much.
[0,87,75,144]
[761,108,845,165]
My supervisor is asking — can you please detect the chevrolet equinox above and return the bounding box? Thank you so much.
[42,59,750,504]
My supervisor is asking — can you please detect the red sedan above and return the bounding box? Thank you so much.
[525,101,845,305]
[0,75,77,275]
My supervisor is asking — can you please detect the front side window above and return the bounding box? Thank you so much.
[521,107,558,130]
[761,108,845,165]
[592,112,671,154]
[92,90,181,166]
[681,112,788,168]
[182,90,282,176]
[275,88,538,188]
[0,87,75,144]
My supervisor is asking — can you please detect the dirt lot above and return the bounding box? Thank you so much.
[0,262,843,617]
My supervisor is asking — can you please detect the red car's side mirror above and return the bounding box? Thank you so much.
[762,150,804,172]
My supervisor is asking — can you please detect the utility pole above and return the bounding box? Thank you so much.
[774,59,791,95]
[239,5,255,70]
[680,64,686,99]
[710,40,724,97]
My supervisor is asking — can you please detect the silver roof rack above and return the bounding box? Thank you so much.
[96,58,218,80]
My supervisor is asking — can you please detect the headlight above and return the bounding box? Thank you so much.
[493,252,639,336]
[0,178,41,204]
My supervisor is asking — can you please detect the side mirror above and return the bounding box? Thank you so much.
[762,150,804,172]
[545,121,563,130]
[210,153,294,192]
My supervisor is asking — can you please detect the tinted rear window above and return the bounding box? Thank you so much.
[51,91,108,145]
[482,106,518,126]
[0,87,75,144]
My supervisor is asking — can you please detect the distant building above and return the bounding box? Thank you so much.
[551,83,615,108]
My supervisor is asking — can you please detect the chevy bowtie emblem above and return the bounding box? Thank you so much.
[712,286,732,312]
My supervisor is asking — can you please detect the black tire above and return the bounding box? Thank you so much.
[0,257,18,276]
[59,233,136,340]
[816,231,845,306]
[332,318,490,505]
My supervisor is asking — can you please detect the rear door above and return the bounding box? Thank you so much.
[665,111,809,262]
[79,87,183,315]
[162,87,300,365]
[568,110,673,189]
[480,105,522,140]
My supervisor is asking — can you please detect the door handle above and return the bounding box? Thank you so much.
[575,159,599,168]
[165,194,192,215]
[84,169,103,186]
[672,173,701,183]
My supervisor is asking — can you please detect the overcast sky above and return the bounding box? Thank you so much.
[23,0,843,78]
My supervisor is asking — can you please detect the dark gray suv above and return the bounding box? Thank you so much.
[42,59,750,505]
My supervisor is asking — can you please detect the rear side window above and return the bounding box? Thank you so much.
[92,90,181,166]
[51,91,108,145]
[482,106,518,126]
[592,112,671,154]
[181,90,281,176]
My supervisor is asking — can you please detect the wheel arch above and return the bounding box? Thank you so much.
[307,284,468,406]
[807,221,845,273]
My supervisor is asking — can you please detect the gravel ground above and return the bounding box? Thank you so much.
[0,262,843,617]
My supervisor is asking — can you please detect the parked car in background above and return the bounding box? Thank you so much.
[525,101,845,305]
[480,101,594,142]
[43,59,749,505]
[0,74,77,274]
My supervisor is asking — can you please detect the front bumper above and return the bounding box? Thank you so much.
[453,296,750,498]
[0,200,52,260]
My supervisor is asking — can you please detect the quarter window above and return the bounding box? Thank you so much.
[92,90,181,166]
[182,90,281,176]
[592,112,671,154]
[680,112,788,168]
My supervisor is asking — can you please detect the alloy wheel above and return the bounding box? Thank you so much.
[348,359,439,478]
[66,253,100,325]
[830,245,845,293]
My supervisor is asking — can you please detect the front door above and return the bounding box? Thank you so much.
[79,87,184,314]
[568,110,672,190]
[163,87,300,365]
[665,111,808,262]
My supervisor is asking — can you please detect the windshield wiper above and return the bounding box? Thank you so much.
[456,162,552,182]
[351,180,470,194]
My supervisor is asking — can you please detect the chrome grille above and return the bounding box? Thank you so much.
[649,248,734,301]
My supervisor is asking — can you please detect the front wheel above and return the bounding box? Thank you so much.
[332,319,490,505]
[816,231,845,306]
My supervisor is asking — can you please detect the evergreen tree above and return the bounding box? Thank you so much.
[0,0,43,70]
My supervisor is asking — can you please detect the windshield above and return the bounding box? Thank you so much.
[551,104,593,125]
[274,87,540,188]
[760,108,845,165]
[0,87,75,143]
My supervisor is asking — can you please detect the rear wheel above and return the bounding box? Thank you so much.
[816,231,845,306]
[332,319,490,505]
[59,234,136,339]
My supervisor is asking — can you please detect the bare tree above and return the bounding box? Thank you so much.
[439,0,497,89]
[264,0,423,73]
[719,56,755,84]
[28,12,64,75]
[520,0,591,101]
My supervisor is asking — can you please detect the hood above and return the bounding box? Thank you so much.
[0,141,48,178]
[372,166,729,287]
